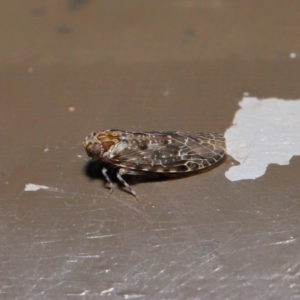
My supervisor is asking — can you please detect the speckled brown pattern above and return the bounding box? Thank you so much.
[83,129,226,198]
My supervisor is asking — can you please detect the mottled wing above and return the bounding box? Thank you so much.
[109,131,226,173]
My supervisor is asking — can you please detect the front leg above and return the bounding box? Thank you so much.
[102,167,114,197]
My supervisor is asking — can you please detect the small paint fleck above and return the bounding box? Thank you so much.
[24,183,63,192]
[44,148,49,152]
[68,106,75,112]
[290,53,297,59]
[25,184,50,191]
[164,90,170,96]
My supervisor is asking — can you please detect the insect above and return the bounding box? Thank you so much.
[83,129,226,200]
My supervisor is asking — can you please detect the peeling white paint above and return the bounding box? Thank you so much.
[24,183,63,192]
[225,97,300,181]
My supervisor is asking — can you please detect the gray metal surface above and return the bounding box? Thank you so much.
[1,1,300,299]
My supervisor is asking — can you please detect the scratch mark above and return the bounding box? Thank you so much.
[87,234,116,239]
[119,292,145,299]
[270,238,296,245]
[100,287,114,295]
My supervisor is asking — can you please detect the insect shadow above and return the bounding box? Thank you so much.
[84,157,226,196]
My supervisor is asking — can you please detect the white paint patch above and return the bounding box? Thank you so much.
[24,183,63,192]
[225,97,300,181]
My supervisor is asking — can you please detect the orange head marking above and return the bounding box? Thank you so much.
[83,131,120,160]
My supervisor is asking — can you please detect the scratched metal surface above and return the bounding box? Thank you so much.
[1,1,300,299]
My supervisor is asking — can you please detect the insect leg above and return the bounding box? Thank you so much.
[102,167,114,197]
[117,168,140,202]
